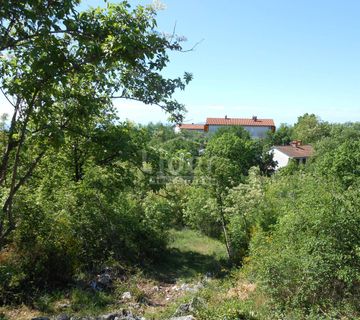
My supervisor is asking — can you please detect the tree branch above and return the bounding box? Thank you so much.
[0,150,45,245]
[0,89,39,239]
[0,29,92,51]
[0,87,17,108]
[180,39,204,53]
[0,97,21,185]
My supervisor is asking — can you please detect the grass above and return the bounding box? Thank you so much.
[169,229,227,259]
[147,229,228,282]
[68,288,114,315]
[142,229,229,319]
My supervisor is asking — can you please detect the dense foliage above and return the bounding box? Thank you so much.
[0,0,194,303]
[0,0,191,248]
[179,119,360,320]
[243,121,360,318]
[1,2,360,319]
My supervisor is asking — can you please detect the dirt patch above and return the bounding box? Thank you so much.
[0,305,41,320]
[226,281,256,300]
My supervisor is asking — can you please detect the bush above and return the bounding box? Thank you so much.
[0,163,169,303]
[247,175,360,317]
[183,186,221,238]
[224,167,264,263]
[314,140,360,188]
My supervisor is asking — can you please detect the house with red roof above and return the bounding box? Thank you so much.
[175,123,207,133]
[271,140,314,169]
[176,115,276,138]
[206,116,275,138]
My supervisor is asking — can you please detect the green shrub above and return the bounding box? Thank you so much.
[224,167,264,263]
[183,186,221,238]
[247,175,360,317]
[0,163,169,303]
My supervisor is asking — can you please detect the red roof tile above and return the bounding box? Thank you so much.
[179,124,205,130]
[206,117,275,127]
[273,145,314,158]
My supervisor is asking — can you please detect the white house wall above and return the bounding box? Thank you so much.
[271,149,290,169]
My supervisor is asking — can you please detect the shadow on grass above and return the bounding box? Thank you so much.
[145,248,228,283]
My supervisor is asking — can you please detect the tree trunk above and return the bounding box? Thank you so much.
[0,92,37,243]
[217,194,233,260]
[220,208,232,260]
[0,100,20,185]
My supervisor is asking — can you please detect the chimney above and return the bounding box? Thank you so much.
[252,115,258,121]
[225,115,228,119]
[290,140,301,147]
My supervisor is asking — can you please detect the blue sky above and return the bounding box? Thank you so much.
[1,0,360,125]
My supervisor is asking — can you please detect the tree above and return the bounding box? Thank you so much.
[183,185,220,237]
[211,125,251,140]
[195,132,264,260]
[224,167,264,262]
[0,1,191,243]
[314,140,360,188]
[292,113,330,143]
[266,123,293,146]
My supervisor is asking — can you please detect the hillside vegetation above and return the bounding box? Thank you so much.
[1,1,360,319]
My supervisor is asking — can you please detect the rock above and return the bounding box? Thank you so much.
[127,302,141,309]
[98,313,119,320]
[181,282,204,293]
[58,303,71,310]
[113,310,145,320]
[169,316,195,320]
[98,309,144,320]
[192,282,204,292]
[174,302,192,316]
[56,314,70,320]
[97,273,112,287]
[151,285,160,292]
[90,267,114,291]
[31,317,50,320]
[189,297,205,309]
[121,291,132,300]
[60,309,144,320]
[179,284,190,291]
[173,297,205,317]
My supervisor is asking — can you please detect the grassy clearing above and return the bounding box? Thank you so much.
[147,229,228,282]
[144,230,262,319]
[143,229,231,319]
[168,229,227,259]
